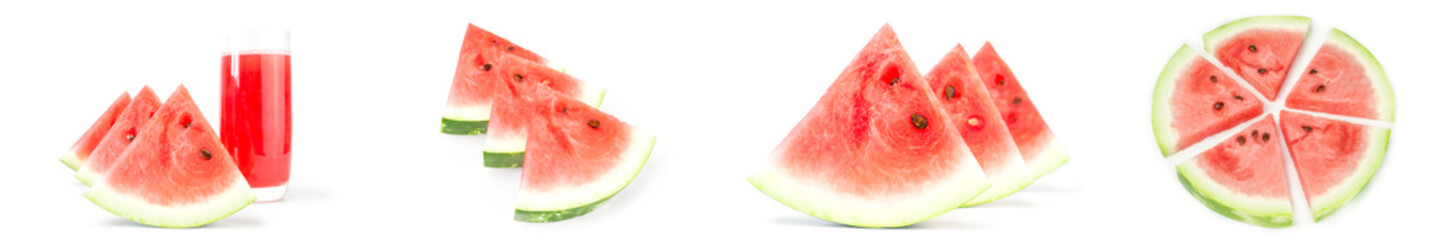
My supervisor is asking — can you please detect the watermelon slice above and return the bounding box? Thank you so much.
[924,44,1033,207]
[1175,116,1292,228]
[748,25,991,228]
[87,86,255,228]
[1284,29,1395,122]
[1279,111,1389,221]
[482,56,607,168]
[1203,16,1310,101]
[514,89,654,222]
[60,92,130,170]
[441,24,601,135]
[972,42,1070,179]
[1153,45,1265,156]
[76,86,163,186]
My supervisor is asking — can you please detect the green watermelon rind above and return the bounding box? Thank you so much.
[1175,161,1293,228]
[1308,126,1389,222]
[748,145,991,228]
[1152,45,1202,157]
[480,86,607,168]
[1314,28,1395,122]
[60,152,82,171]
[1202,16,1311,55]
[440,116,490,135]
[513,129,654,222]
[482,151,525,168]
[85,177,257,228]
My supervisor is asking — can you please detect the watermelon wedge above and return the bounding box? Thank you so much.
[1284,29,1395,122]
[87,86,255,228]
[1153,45,1265,156]
[1279,111,1389,221]
[1204,16,1310,101]
[60,92,130,170]
[442,24,597,135]
[1175,116,1292,228]
[482,56,606,168]
[924,44,1033,207]
[514,89,654,222]
[76,86,163,186]
[749,25,991,228]
[972,42,1070,179]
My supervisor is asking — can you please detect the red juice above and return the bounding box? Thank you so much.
[221,53,292,189]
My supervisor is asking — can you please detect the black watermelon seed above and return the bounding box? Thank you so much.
[889,77,901,85]
[1257,68,1268,74]
[1012,97,1023,105]
[200,149,212,160]
[1213,101,1225,110]
[125,134,135,142]
[1248,45,1258,52]
[514,74,524,82]
[1237,135,1247,145]
[1315,85,1326,93]
[183,121,191,129]
[1302,126,1313,132]
[480,63,492,71]
[508,46,516,51]
[1309,69,1318,75]
[944,85,956,100]
[1209,75,1218,83]
[1251,130,1259,138]
[911,113,928,130]
[995,75,1006,85]
[1262,133,1271,142]
[587,119,600,129]
[1233,95,1245,101]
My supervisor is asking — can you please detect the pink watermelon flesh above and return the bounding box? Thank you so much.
[76,87,163,185]
[924,44,1031,206]
[1284,43,1378,120]
[515,88,653,222]
[1210,29,1305,100]
[1279,110,1385,221]
[481,57,593,167]
[88,85,254,228]
[61,92,130,170]
[1167,51,1265,153]
[972,42,1068,179]
[442,23,552,134]
[1176,117,1291,227]
[749,25,989,228]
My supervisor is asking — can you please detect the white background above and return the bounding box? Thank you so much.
[1,0,1452,238]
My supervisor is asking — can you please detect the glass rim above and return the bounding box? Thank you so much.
[224,28,290,51]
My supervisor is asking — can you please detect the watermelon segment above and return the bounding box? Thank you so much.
[76,87,163,186]
[1203,16,1310,101]
[60,92,130,170]
[482,56,606,168]
[1279,111,1389,221]
[924,44,1033,207]
[1153,45,1265,156]
[1175,116,1292,228]
[749,25,990,228]
[514,91,653,222]
[1284,29,1394,122]
[442,23,563,135]
[87,86,255,228]
[972,42,1069,179]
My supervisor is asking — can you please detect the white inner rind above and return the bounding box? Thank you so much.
[86,175,256,228]
[75,165,102,185]
[60,151,81,170]
[1025,137,1070,180]
[1177,153,1293,219]
[443,105,492,122]
[748,144,991,228]
[1309,126,1389,218]
[1152,45,1201,156]
[482,130,528,153]
[515,128,654,211]
[1204,16,1312,54]
[964,153,1032,206]
[575,83,607,108]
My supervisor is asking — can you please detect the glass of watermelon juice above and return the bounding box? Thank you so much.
[221,29,291,202]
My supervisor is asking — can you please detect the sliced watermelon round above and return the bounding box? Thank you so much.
[1175,116,1292,228]
[60,92,130,171]
[482,56,606,168]
[514,90,654,222]
[87,86,255,228]
[972,42,1069,179]
[1278,111,1388,222]
[1203,16,1310,101]
[76,87,163,186]
[924,44,1033,207]
[1284,29,1395,122]
[442,23,560,135]
[1153,45,1265,156]
[749,25,990,228]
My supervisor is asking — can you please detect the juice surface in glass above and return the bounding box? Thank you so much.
[221,52,292,193]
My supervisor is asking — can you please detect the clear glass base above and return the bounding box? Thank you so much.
[252,184,288,203]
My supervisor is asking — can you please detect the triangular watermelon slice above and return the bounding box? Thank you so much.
[441,24,604,135]
[1153,45,1265,156]
[514,88,654,222]
[1175,116,1292,228]
[482,56,606,168]
[60,92,130,170]
[1203,16,1310,101]
[87,86,255,228]
[76,86,163,186]
[1279,110,1389,222]
[972,42,1070,179]
[924,44,1033,207]
[748,25,990,228]
[1284,29,1395,122]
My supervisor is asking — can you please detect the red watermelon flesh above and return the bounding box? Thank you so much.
[924,44,1032,207]
[972,42,1069,179]
[1204,16,1310,101]
[1279,110,1388,221]
[749,25,990,228]
[441,23,554,135]
[481,55,606,168]
[87,85,255,228]
[76,86,163,186]
[514,88,655,222]
[1284,29,1394,122]
[1174,116,1291,227]
[1153,45,1265,156]
[60,92,130,170]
